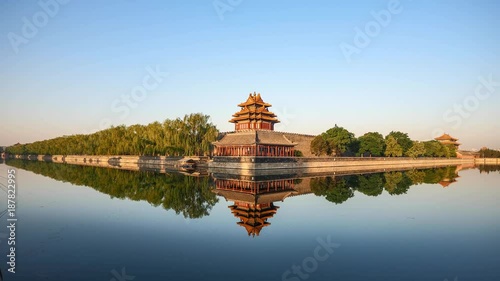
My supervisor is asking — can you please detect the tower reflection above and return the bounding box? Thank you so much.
[212,174,300,237]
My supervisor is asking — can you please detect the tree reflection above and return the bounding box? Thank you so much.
[405,169,426,185]
[478,164,500,174]
[356,174,384,197]
[6,159,218,219]
[311,167,460,204]
[383,171,413,195]
[310,176,355,204]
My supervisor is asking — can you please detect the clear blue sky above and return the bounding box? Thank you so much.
[1,0,499,150]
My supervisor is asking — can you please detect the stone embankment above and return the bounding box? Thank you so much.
[475,158,500,165]
[7,154,207,172]
[209,156,480,174]
[4,154,498,175]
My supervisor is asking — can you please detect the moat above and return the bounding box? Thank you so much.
[0,159,499,281]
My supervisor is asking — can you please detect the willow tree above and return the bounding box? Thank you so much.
[6,113,219,156]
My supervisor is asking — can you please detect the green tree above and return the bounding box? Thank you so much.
[446,144,457,158]
[423,140,448,157]
[386,131,413,155]
[384,136,403,157]
[358,132,385,156]
[322,125,356,156]
[479,147,500,158]
[310,135,330,156]
[406,141,426,158]
[294,150,304,157]
[348,138,360,156]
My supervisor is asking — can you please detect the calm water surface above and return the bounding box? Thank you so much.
[0,160,499,281]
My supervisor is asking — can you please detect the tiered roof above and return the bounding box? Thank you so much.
[229,93,280,125]
[435,133,458,141]
[229,203,278,237]
[213,130,296,146]
[435,133,461,147]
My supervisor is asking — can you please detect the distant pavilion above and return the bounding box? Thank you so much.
[212,93,296,157]
[434,133,461,148]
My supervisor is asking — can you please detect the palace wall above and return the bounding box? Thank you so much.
[280,132,316,157]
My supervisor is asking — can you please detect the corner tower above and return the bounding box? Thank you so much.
[230,92,280,131]
[212,92,296,157]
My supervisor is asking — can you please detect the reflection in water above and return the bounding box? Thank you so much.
[212,166,465,236]
[2,159,499,281]
[5,159,478,236]
[213,174,298,237]
[5,159,218,219]
[307,166,461,204]
[478,164,500,174]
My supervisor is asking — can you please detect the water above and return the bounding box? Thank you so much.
[0,160,499,281]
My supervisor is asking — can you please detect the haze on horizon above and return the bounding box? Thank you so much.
[1,0,499,150]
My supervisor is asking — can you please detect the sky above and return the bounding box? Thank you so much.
[1,0,499,150]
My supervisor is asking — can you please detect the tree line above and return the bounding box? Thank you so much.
[310,125,457,158]
[5,113,219,156]
[479,147,500,158]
